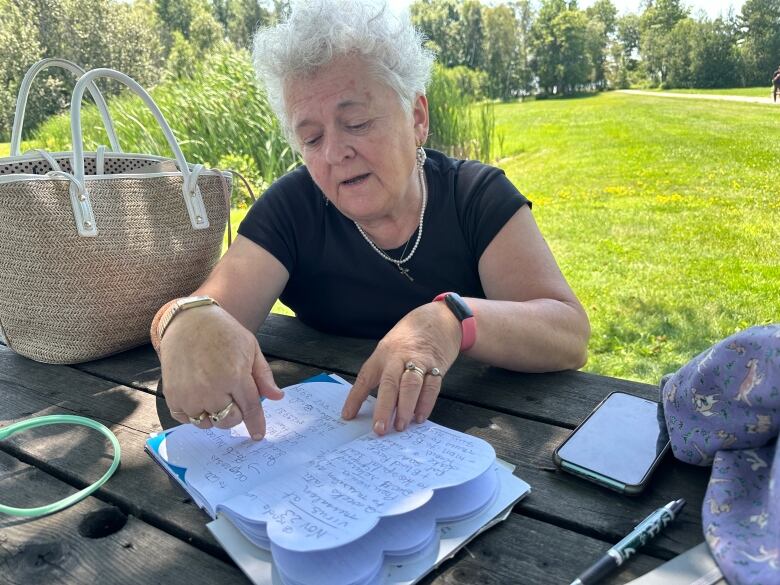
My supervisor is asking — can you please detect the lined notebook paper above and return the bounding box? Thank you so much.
[146,373,530,585]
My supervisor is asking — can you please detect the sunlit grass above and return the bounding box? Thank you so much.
[495,92,778,383]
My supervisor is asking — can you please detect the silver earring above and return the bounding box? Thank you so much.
[416,145,426,170]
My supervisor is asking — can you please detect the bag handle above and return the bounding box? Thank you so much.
[10,58,122,156]
[69,68,211,237]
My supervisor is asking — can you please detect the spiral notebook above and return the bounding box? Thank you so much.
[145,373,530,585]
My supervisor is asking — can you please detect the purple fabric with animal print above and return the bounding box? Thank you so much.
[662,325,779,585]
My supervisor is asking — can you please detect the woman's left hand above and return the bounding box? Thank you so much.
[341,302,462,435]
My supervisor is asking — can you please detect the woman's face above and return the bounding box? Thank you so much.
[285,55,428,225]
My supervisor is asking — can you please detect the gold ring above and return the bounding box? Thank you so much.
[209,401,235,424]
[188,411,209,425]
[428,367,442,377]
[404,361,426,378]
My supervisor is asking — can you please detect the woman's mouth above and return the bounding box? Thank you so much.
[341,173,370,186]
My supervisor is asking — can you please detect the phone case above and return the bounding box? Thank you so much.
[552,391,670,495]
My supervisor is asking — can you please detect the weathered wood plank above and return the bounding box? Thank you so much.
[0,346,325,557]
[75,344,160,393]
[0,450,663,585]
[74,313,661,428]
[430,398,709,557]
[0,451,247,585]
[421,514,663,585]
[0,345,707,558]
[256,315,663,428]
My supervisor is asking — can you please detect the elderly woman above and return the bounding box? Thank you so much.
[153,0,590,441]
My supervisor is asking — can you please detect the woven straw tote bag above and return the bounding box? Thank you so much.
[0,61,230,364]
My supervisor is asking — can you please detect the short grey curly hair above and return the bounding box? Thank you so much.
[252,0,435,144]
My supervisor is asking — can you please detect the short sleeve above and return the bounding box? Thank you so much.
[455,161,531,260]
[237,169,314,274]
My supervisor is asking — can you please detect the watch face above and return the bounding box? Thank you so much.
[444,293,473,321]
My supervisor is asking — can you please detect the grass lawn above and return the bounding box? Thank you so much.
[494,92,778,383]
[3,91,777,383]
[651,87,773,98]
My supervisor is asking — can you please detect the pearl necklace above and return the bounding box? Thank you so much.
[354,158,427,282]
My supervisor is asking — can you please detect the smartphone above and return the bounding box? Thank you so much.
[553,391,670,494]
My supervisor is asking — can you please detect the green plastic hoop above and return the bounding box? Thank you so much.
[0,415,121,517]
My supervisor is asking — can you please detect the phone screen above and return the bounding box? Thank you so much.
[556,392,669,487]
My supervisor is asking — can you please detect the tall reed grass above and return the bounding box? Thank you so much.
[427,65,501,163]
[28,46,297,204]
[28,50,498,204]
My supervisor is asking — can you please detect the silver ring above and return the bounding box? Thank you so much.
[188,411,209,425]
[428,367,441,377]
[404,361,426,378]
[209,401,235,424]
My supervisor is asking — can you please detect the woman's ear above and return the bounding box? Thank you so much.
[412,94,429,145]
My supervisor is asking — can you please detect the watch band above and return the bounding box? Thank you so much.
[152,295,219,351]
[433,292,476,352]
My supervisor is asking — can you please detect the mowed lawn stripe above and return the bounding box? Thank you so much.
[496,91,778,383]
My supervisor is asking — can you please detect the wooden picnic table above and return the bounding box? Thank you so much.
[0,313,711,585]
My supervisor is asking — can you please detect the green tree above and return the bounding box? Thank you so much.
[0,0,44,140]
[690,17,742,88]
[639,0,690,85]
[483,4,519,99]
[586,0,617,34]
[585,0,617,88]
[213,0,273,48]
[531,0,591,95]
[460,0,484,69]
[664,18,695,87]
[154,0,207,39]
[738,0,780,85]
[410,0,463,67]
[0,0,163,142]
[512,0,535,96]
[557,9,591,93]
[607,13,641,88]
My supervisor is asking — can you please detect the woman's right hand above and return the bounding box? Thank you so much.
[159,304,284,440]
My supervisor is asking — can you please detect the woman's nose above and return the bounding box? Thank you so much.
[323,133,354,165]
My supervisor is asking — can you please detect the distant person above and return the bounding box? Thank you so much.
[772,66,780,102]
[152,0,591,441]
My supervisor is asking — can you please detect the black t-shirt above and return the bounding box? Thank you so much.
[238,148,530,338]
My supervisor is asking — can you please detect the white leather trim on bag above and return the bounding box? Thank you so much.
[71,69,212,234]
[0,169,230,186]
[96,145,106,175]
[11,58,121,156]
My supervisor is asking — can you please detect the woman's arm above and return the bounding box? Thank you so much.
[343,205,590,435]
[158,235,290,439]
[466,204,590,371]
[192,235,288,332]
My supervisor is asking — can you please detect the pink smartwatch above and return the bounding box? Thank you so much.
[433,292,476,352]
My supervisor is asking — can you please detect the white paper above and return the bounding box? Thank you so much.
[626,543,725,585]
[156,377,374,515]
[218,421,496,552]
[208,462,530,585]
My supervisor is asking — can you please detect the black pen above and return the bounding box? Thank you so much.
[570,498,686,585]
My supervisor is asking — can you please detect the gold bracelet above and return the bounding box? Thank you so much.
[150,296,220,352]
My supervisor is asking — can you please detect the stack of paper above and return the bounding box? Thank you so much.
[146,374,530,585]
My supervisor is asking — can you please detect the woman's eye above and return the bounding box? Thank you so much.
[347,121,370,131]
[302,136,321,147]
